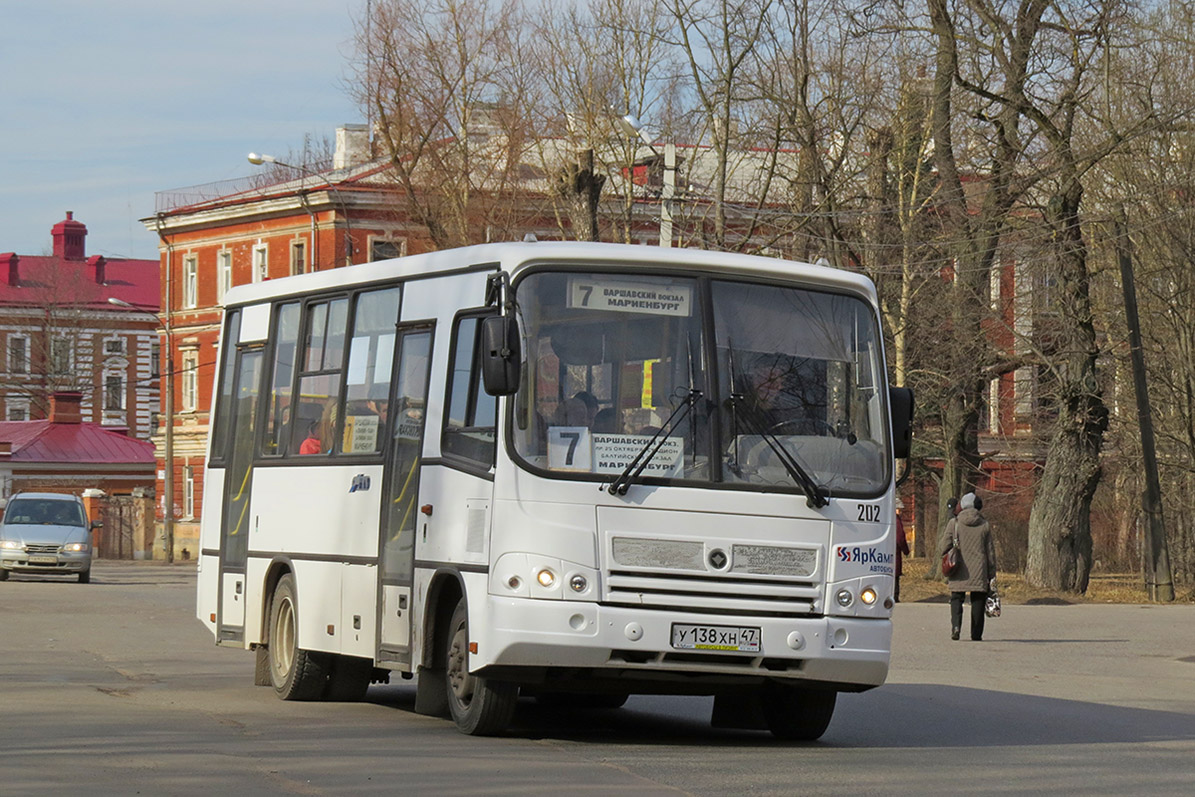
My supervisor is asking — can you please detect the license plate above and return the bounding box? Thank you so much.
[28,555,58,565]
[671,623,761,653]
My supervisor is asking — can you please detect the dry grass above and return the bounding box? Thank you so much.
[899,556,1195,604]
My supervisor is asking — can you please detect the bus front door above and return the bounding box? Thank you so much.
[217,347,263,643]
[376,326,433,667]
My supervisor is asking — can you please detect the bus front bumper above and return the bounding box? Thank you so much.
[474,596,890,690]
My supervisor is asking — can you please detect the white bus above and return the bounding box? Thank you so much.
[196,241,913,739]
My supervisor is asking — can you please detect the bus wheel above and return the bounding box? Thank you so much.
[761,683,836,741]
[268,574,329,701]
[444,597,517,735]
[324,655,373,701]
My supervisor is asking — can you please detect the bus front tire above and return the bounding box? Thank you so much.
[762,683,837,741]
[268,574,329,701]
[444,598,517,735]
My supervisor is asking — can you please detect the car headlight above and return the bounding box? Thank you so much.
[0,540,22,550]
[62,543,89,553]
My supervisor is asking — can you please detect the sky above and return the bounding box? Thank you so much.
[1,0,364,261]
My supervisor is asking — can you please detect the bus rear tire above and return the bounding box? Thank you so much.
[268,574,329,701]
[444,598,517,735]
[324,655,373,701]
[762,683,836,741]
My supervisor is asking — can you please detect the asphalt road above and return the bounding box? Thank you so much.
[2,561,1193,795]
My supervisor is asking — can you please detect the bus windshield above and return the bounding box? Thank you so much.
[510,269,890,497]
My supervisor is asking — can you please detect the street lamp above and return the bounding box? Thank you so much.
[108,297,174,563]
[618,114,676,248]
[247,152,355,267]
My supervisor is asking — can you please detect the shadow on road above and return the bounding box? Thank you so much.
[365,681,1195,748]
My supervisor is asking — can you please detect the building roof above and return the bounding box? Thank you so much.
[0,212,159,311]
[0,420,155,465]
[0,254,159,310]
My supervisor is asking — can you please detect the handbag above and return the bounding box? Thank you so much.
[985,591,1002,618]
[941,527,960,576]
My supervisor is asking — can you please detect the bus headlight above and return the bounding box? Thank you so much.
[860,587,878,606]
[536,568,556,588]
[569,574,588,593]
[835,588,854,608]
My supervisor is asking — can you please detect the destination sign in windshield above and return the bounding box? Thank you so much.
[568,277,693,317]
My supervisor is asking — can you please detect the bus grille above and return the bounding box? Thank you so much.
[604,570,820,616]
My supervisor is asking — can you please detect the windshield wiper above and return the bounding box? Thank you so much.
[729,394,828,508]
[606,387,702,496]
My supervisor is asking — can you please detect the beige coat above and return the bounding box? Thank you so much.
[938,508,997,592]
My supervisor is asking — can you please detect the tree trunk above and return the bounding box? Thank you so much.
[1025,186,1108,593]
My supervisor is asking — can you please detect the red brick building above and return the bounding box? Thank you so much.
[0,213,160,492]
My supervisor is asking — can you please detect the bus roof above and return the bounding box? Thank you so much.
[220,241,877,309]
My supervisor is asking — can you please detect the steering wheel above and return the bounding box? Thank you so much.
[766,418,836,437]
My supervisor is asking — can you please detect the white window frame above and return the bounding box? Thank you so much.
[6,397,30,421]
[8,334,29,374]
[181,349,199,412]
[104,337,126,355]
[183,465,195,519]
[217,250,233,302]
[104,371,126,412]
[290,240,307,276]
[369,237,406,262]
[183,255,198,309]
[252,244,268,283]
[49,336,73,375]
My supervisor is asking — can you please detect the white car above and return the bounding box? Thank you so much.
[0,492,97,583]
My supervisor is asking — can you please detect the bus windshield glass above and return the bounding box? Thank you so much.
[511,270,890,497]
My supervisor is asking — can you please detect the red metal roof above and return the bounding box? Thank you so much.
[0,420,155,465]
[0,254,158,310]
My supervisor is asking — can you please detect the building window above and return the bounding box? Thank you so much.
[183,465,195,519]
[182,349,199,411]
[105,374,125,411]
[370,238,405,262]
[151,341,161,378]
[183,255,198,308]
[104,338,125,355]
[8,335,28,374]
[217,250,232,302]
[290,241,306,276]
[7,398,29,421]
[252,244,268,283]
[49,337,72,375]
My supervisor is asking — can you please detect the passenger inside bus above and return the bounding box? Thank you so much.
[299,422,322,455]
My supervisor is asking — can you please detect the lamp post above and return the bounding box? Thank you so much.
[618,114,676,248]
[109,297,174,563]
[247,153,355,267]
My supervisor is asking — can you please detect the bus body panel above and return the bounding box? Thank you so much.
[250,464,384,558]
[414,465,494,567]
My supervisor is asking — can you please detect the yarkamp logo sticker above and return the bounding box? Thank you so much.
[837,546,894,574]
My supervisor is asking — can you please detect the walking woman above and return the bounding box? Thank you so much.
[938,492,998,641]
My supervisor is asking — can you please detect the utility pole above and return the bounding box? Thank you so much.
[1115,211,1173,601]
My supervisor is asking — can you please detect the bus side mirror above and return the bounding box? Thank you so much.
[481,314,521,396]
[889,386,914,459]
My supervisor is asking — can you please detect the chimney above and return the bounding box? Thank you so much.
[334,124,371,169]
[49,391,83,424]
[52,211,87,261]
[1,253,17,286]
[88,254,107,284]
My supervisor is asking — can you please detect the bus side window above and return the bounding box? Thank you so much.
[442,314,496,466]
